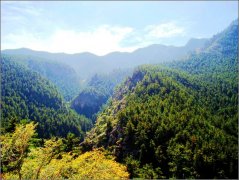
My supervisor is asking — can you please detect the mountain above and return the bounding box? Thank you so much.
[1,55,92,138]
[71,69,132,121]
[83,66,238,179]
[81,20,238,178]
[27,59,81,101]
[2,38,207,79]
[203,19,238,55]
[1,54,81,101]
[170,19,238,84]
[97,39,207,70]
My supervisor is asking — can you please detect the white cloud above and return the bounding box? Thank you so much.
[145,22,185,38]
[2,22,187,55]
[48,25,134,55]
[2,25,135,56]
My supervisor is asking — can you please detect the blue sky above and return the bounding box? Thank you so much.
[1,1,238,55]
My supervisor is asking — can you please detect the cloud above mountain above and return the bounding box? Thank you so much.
[2,22,186,56]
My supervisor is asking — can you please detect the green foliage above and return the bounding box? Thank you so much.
[0,122,37,178]
[170,19,238,88]
[1,56,92,138]
[136,163,164,179]
[62,132,82,153]
[27,58,81,101]
[83,20,238,178]
[2,54,81,101]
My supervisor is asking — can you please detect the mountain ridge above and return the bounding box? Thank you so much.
[81,19,238,179]
[2,37,207,57]
[2,38,207,79]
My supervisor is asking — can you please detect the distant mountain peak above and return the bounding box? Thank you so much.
[203,19,238,54]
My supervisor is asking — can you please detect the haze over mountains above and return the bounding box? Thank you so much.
[2,38,207,79]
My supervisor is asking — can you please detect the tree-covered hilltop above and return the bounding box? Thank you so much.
[71,69,132,122]
[82,20,238,179]
[1,54,81,101]
[1,56,91,138]
[83,65,238,179]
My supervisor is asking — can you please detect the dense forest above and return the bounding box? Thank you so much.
[82,19,238,178]
[83,66,237,178]
[2,54,81,101]
[0,19,238,179]
[1,55,91,138]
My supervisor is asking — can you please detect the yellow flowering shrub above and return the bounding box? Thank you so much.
[2,122,129,179]
[71,149,129,179]
[1,122,37,179]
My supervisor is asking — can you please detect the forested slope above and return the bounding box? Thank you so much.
[172,19,238,82]
[1,54,81,101]
[1,56,91,138]
[82,20,238,178]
